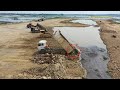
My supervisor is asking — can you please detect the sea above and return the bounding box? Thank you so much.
[0,13,120,23]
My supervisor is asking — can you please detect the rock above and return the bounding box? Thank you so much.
[112,35,117,38]
[42,76,47,79]
[47,77,51,79]
[46,53,49,55]
[103,56,108,60]
[114,46,118,49]
[96,73,102,78]
[82,77,87,79]
[94,69,99,72]
[18,74,23,76]
[98,48,106,52]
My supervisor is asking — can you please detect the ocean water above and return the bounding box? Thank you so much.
[0,13,120,23]
[0,14,60,23]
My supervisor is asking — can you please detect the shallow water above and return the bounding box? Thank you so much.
[113,20,120,23]
[53,25,111,79]
[80,46,111,79]
[53,26,105,48]
[71,19,97,25]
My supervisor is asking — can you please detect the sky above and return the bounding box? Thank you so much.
[0,11,120,14]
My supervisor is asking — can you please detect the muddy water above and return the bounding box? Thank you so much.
[53,26,111,79]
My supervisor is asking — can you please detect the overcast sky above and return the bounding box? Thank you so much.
[0,11,120,14]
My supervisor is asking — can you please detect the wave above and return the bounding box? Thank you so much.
[0,14,120,23]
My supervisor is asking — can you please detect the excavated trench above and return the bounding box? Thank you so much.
[53,19,111,79]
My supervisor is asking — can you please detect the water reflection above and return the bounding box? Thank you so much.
[53,26,105,49]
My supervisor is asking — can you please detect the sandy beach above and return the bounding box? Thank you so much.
[0,18,86,79]
[0,17,120,79]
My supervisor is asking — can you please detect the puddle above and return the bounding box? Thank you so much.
[113,20,120,24]
[53,25,111,79]
[71,19,97,25]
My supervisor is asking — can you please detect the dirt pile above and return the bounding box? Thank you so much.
[39,33,52,38]
[12,54,86,79]
[13,63,67,79]
[31,53,61,64]
[12,55,67,79]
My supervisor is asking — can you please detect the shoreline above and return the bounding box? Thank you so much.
[99,29,112,78]
[96,20,120,79]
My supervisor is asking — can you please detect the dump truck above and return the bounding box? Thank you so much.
[37,30,80,59]
[27,23,47,33]
[53,30,81,60]
[37,40,66,54]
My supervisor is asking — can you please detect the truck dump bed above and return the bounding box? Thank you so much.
[53,30,74,53]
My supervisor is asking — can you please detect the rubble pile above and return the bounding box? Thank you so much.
[16,55,67,79]
[12,53,85,79]
[31,53,64,64]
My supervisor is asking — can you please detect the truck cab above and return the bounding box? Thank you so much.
[38,40,47,51]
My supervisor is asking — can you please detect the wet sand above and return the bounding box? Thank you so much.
[96,20,120,79]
